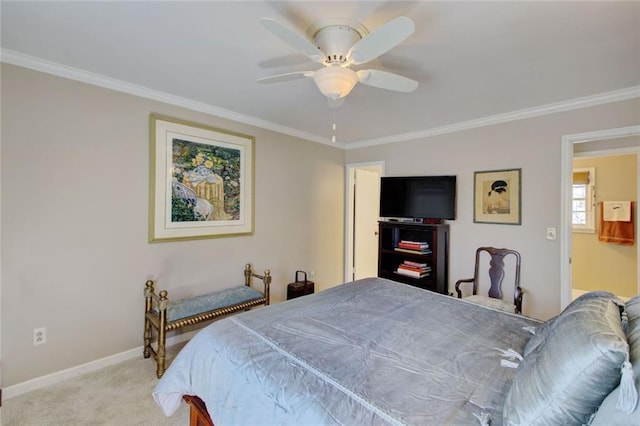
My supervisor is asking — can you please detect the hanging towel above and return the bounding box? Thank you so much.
[598,202,635,246]
[603,201,631,221]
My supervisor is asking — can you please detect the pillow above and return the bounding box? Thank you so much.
[503,297,629,425]
[627,294,640,360]
[590,294,640,425]
[523,291,619,357]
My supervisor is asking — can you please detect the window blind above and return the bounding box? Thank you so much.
[573,171,590,185]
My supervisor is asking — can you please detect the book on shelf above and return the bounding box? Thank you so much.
[396,260,431,278]
[397,268,431,276]
[397,264,431,273]
[403,260,427,268]
[395,268,429,278]
[399,239,430,246]
[394,247,432,255]
[398,240,429,250]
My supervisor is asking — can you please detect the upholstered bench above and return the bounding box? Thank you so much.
[143,263,271,378]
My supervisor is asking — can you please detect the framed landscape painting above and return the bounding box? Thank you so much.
[473,168,521,225]
[149,114,254,242]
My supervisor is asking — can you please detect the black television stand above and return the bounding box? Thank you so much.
[377,221,449,294]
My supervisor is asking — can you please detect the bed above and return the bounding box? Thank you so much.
[153,277,640,425]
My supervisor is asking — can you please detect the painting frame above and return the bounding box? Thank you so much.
[473,168,521,225]
[149,114,254,242]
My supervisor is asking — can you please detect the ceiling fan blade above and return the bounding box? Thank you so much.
[347,17,415,66]
[256,71,315,84]
[261,18,324,64]
[356,69,418,93]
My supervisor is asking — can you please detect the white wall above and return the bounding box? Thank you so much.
[346,97,640,321]
[1,64,345,386]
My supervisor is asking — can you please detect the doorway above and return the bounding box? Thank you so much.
[560,126,640,309]
[345,162,384,282]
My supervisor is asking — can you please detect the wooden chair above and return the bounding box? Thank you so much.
[455,247,524,314]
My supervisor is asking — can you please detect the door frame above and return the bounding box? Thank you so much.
[560,125,640,309]
[345,161,385,282]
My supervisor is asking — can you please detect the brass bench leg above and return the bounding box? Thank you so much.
[157,328,166,378]
[143,320,152,359]
[143,280,154,359]
[156,290,169,378]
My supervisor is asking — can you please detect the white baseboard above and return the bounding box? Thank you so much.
[3,332,195,400]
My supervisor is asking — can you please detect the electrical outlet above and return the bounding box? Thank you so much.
[33,327,46,346]
[309,271,316,279]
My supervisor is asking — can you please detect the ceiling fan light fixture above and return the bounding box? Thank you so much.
[313,66,358,99]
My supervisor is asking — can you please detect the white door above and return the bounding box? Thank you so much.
[353,168,381,279]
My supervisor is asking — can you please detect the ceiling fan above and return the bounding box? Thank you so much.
[257,16,419,107]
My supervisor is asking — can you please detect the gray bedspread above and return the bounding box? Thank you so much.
[154,277,539,425]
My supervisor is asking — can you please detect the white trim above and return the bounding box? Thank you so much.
[574,146,640,158]
[566,127,640,143]
[3,331,196,400]
[2,48,638,149]
[561,134,574,311]
[0,49,337,148]
[0,48,3,400]
[347,86,640,149]
[561,125,640,310]
[572,228,596,234]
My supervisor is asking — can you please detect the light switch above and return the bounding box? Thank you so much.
[546,227,557,240]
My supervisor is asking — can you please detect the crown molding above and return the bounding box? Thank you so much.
[573,146,640,158]
[0,49,338,147]
[566,125,640,158]
[346,86,640,149]
[2,48,636,151]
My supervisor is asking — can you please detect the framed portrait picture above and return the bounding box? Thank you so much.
[149,114,254,242]
[473,168,521,225]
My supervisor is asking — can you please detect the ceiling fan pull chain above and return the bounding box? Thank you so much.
[332,110,337,143]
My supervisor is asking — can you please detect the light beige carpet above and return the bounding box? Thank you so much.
[3,345,190,426]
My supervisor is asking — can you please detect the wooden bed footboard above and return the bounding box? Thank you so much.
[183,395,214,426]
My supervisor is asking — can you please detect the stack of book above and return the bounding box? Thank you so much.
[396,260,431,278]
[394,240,431,254]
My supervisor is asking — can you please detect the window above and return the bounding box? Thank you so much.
[572,167,596,232]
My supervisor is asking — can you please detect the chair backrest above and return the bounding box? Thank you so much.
[472,247,521,302]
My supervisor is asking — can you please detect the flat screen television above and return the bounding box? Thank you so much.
[379,175,456,220]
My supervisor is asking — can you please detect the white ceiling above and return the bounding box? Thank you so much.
[2,1,639,148]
